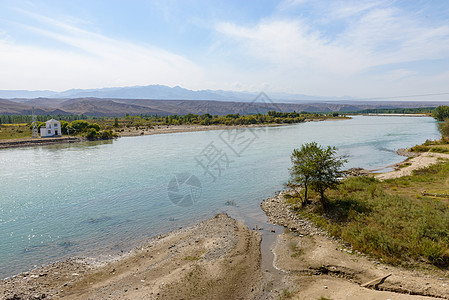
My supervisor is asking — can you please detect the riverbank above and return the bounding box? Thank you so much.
[0,118,333,149]
[6,190,445,299]
[0,124,282,149]
[375,150,449,180]
[260,191,449,299]
[115,117,341,138]
[0,214,265,300]
[0,137,85,149]
[116,123,287,137]
[362,113,430,117]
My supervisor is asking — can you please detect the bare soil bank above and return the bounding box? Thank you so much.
[1,214,264,300]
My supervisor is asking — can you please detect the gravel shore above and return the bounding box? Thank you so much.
[261,191,326,236]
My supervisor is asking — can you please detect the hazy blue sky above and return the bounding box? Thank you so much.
[1,0,449,98]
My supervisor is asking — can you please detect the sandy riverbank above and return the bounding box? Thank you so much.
[1,214,265,300]
[375,151,449,180]
[116,122,299,137]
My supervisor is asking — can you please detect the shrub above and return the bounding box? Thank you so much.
[433,105,449,121]
[88,123,101,132]
[86,128,99,139]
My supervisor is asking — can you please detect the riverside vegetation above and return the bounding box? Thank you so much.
[286,106,449,269]
[0,111,345,140]
[290,167,449,268]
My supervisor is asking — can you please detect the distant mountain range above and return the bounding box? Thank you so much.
[0,97,447,117]
[0,84,447,116]
[0,85,349,102]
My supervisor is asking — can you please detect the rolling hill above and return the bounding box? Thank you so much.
[1,97,447,117]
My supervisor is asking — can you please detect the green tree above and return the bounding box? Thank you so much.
[60,121,69,134]
[433,106,449,121]
[70,120,90,132]
[288,143,316,204]
[438,120,449,140]
[86,128,99,139]
[288,142,347,208]
[113,117,119,127]
[88,123,101,131]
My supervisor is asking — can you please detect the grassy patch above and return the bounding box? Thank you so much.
[280,289,293,299]
[291,162,449,268]
[184,255,200,261]
[410,140,449,153]
[0,124,31,139]
[289,242,304,258]
[398,162,412,168]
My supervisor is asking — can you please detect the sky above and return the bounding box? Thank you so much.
[0,0,449,99]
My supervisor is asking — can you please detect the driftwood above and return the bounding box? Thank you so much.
[422,192,449,198]
[361,273,392,290]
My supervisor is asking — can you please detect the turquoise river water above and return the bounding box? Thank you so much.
[0,116,440,278]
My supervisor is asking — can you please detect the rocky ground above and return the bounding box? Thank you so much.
[261,191,449,299]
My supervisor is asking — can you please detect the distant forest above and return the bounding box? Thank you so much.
[0,114,99,124]
[348,107,435,114]
[0,111,334,125]
[0,107,434,125]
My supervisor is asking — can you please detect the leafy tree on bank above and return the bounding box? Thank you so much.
[433,105,449,121]
[288,142,347,208]
[288,143,316,204]
[438,120,449,140]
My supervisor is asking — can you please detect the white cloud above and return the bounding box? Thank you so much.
[386,69,417,81]
[0,10,204,91]
[278,0,311,10]
[214,2,449,97]
[330,1,386,20]
[2,2,449,98]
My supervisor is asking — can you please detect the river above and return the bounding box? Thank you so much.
[0,115,440,278]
